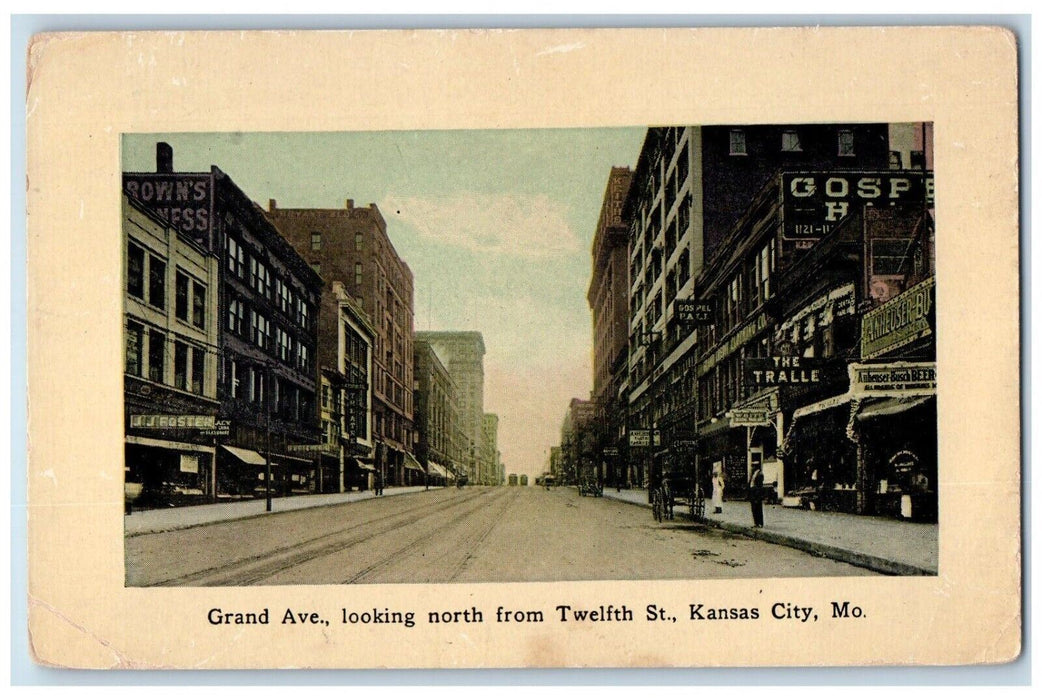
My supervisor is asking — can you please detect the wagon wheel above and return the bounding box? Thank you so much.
[690,485,706,522]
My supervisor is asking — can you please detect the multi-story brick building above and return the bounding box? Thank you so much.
[124,144,323,502]
[694,163,934,519]
[587,167,633,488]
[414,338,462,486]
[415,331,486,484]
[311,282,376,492]
[623,124,892,489]
[266,199,416,487]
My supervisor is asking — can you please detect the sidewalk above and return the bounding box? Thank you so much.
[602,487,938,575]
[125,486,438,536]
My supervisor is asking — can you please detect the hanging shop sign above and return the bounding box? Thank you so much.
[675,300,713,325]
[849,362,936,395]
[729,408,774,427]
[602,447,620,457]
[130,414,216,430]
[860,277,935,360]
[781,170,934,242]
[627,430,661,447]
[744,356,829,386]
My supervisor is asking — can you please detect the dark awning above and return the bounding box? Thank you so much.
[856,395,934,422]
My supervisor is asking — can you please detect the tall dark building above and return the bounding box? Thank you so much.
[622,124,892,489]
[124,143,323,501]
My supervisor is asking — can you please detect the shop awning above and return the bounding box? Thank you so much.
[403,452,424,472]
[269,453,314,466]
[697,416,732,439]
[792,393,853,420]
[221,445,267,465]
[427,461,448,478]
[856,395,934,422]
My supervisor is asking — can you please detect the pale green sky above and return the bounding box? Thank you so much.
[123,129,646,478]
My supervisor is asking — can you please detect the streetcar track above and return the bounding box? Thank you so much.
[447,488,520,582]
[339,488,518,585]
[144,489,490,586]
[204,489,496,586]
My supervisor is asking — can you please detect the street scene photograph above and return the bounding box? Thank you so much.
[121,124,937,586]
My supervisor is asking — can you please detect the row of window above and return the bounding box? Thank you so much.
[125,321,207,396]
[310,231,365,252]
[227,235,312,329]
[127,241,207,329]
[227,294,312,372]
[727,128,857,157]
[224,358,314,424]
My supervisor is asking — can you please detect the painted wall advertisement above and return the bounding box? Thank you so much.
[861,277,935,359]
[781,170,934,242]
[123,173,215,248]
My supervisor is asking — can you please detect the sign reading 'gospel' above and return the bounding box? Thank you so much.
[782,170,934,241]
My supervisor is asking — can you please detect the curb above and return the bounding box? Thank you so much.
[602,492,937,577]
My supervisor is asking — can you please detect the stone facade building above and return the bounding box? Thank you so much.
[415,331,486,484]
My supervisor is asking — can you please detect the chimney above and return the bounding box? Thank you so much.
[156,142,174,173]
[268,198,277,212]
[345,199,354,209]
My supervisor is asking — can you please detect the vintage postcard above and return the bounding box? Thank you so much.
[26,27,1020,669]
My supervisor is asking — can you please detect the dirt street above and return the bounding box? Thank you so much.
[125,487,873,586]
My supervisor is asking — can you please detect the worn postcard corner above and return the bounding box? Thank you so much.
[26,25,1021,670]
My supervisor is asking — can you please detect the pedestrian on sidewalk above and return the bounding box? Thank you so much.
[749,466,765,528]
[711,465,724,514]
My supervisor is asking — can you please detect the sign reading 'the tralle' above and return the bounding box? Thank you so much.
[744,356,828,386]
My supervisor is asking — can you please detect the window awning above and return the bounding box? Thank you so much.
[221,445,267,466]
[403,452,424,472]
[792,393,852,420]
[856,395,934,422]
